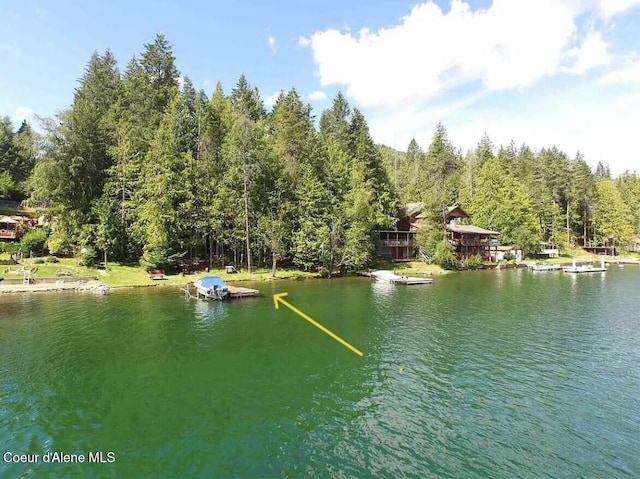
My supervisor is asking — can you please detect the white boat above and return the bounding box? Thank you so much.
[369,270,433,285]
[562,258,607,273]
[193,276,229,300]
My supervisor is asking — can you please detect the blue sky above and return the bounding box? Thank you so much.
[1,0,640,174]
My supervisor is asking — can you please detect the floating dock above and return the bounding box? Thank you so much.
[527,263,562,272]
[563,259,607,273]
[370,270,433,285]
[182,284,259,300]
[228,285,260,298]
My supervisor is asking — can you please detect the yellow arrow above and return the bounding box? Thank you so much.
[273,292,363,357]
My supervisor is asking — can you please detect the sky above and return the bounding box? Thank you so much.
[1,0,639,175]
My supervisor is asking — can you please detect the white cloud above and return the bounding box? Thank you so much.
[304,0,609,107]
[367,86,639,176]
[563,31,610,74]
[298,36,311,47]
[308,90,327,101]
[598,0,640,18]
[601,57,640,83]
[615,90,640,107]
[268,35,276,53]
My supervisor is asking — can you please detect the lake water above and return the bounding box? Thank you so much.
[1,268,639,478]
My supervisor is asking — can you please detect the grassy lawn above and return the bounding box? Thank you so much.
[374,260,447,275]
[2,255,319,288]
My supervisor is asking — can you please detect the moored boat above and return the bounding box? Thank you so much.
[370,270,433,285]
[193,276,229,300]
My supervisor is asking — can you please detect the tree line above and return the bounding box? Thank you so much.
[11,34,395,274]
[381,124,639,258]
[2,33,639,272]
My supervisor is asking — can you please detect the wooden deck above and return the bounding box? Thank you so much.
[228,285,260,298]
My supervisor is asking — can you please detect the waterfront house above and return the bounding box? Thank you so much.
[578,237,617,256]
[537,242,559,258]
[377,202,424,261]
[0,216,22,240]
[378,202,501,262]
[444,204,500,261]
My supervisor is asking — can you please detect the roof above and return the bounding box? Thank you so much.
[445,204,469,218]
[0,216,18,224]
[496,245,518,251]
[198,276,227,288]
[446,224,500,235]
[400,202,425,218]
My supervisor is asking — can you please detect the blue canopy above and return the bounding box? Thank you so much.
[199,276,227,288]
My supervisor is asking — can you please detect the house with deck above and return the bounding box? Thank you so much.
[0,216,23,240]
[445,204,500,261]
[578,237,617,256]
[378,202,501,262]
[377,202,424,261]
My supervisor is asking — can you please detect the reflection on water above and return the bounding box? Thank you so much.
[370,279,395,298]
[192,298,229,322]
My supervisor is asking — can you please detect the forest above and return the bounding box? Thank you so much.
[1,34,639,273]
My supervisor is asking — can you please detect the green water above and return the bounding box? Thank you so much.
[1,268,639,478]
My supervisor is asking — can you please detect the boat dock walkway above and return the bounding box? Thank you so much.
[182,284,259,300]
[228,285,260,298]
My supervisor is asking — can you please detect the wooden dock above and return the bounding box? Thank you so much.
[228,285,260,298]
[183,284,260,300]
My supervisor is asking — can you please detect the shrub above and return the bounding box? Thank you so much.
[45,256,59,263]
[19,227,50,256]
[0,241,20,256]
[33,258,45,264]
[462,255,484,269]
[77,246,97,267]
[432,239,458,270]
[503,252,515,262]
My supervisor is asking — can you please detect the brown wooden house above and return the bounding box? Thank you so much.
[0,216,23,240]
[378,202,501,262]
[377,202,424,261]
[578,237,617,256]
[445,204,500,260]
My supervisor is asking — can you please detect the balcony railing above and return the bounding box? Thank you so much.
[380,240,414,247]
[0,229,18,239]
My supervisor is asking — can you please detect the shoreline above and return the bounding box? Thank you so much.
[2,257,637,294]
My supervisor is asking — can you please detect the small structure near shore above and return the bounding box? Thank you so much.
[562,258,607,273]
[183,275,259,301]
[0,216,23,240]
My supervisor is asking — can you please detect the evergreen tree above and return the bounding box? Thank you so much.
[591,179,634,247]
[468,157,542,254]
[319,92,351,149]
[347,108,395,229]
[230,74,266,122]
